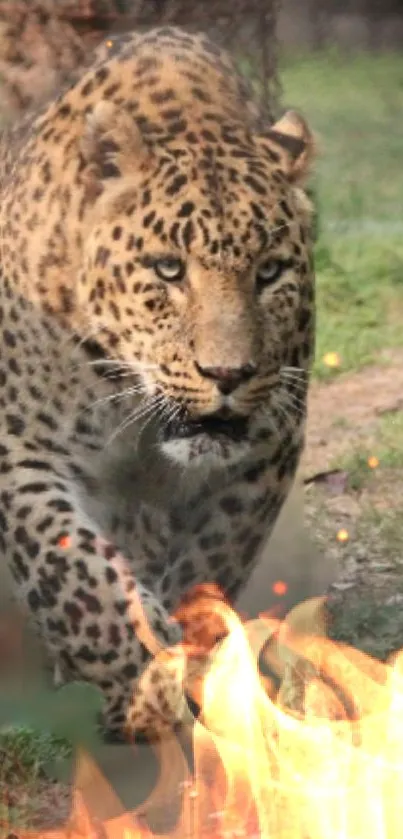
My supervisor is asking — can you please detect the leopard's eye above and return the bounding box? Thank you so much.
[256,259,288,289]
[153,257,185,282]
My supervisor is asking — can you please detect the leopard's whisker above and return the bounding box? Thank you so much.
[106,393,164,446]
[88,384,146,411]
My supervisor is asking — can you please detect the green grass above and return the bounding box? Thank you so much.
[332,410,403,490]
[281,52,403,378]
[0,727,72,830]
[0,727,71,786]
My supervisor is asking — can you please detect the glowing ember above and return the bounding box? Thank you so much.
[11,595,403,838]
[368,456,379,469]
[323,351,341,369]
[57,534,72,550]
[336,528,349,543]
[272,580,288,597]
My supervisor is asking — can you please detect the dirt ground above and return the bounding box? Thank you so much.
[304,348,403,477]
[302,349,403,660]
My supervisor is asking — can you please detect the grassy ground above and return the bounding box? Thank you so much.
[282,51,403,378]
[282,51,403,660]
[0,727,71,831]
[2,49,403,825]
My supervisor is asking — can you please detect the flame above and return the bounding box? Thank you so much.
[10,593,403,838]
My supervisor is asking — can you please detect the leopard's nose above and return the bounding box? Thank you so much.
[195,361,256,395]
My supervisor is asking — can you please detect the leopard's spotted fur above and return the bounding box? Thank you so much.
[0,26,315,739]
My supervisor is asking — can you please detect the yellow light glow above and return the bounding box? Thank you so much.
[323,351,341,368]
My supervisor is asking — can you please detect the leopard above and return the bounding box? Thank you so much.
[0,26,315,741]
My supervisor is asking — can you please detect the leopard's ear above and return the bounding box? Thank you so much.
[258,110,315,184]
[80,100,151,199]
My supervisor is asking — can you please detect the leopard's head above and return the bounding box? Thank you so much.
[77,98,315,468]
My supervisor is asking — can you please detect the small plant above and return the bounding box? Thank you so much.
[0,727,71,786]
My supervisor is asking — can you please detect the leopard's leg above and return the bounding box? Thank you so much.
[0,453,185,740]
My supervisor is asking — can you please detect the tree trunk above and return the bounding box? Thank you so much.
[0,0,282,122]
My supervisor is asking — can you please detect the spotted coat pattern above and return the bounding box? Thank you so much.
[0,26,315,739]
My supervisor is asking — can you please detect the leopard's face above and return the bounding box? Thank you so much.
[77,104,314,469]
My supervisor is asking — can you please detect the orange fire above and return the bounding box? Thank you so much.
[13,592,403,838]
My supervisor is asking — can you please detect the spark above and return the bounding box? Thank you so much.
[58,534,72,549]
[323,351,341,368]
[272,580,288,597]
